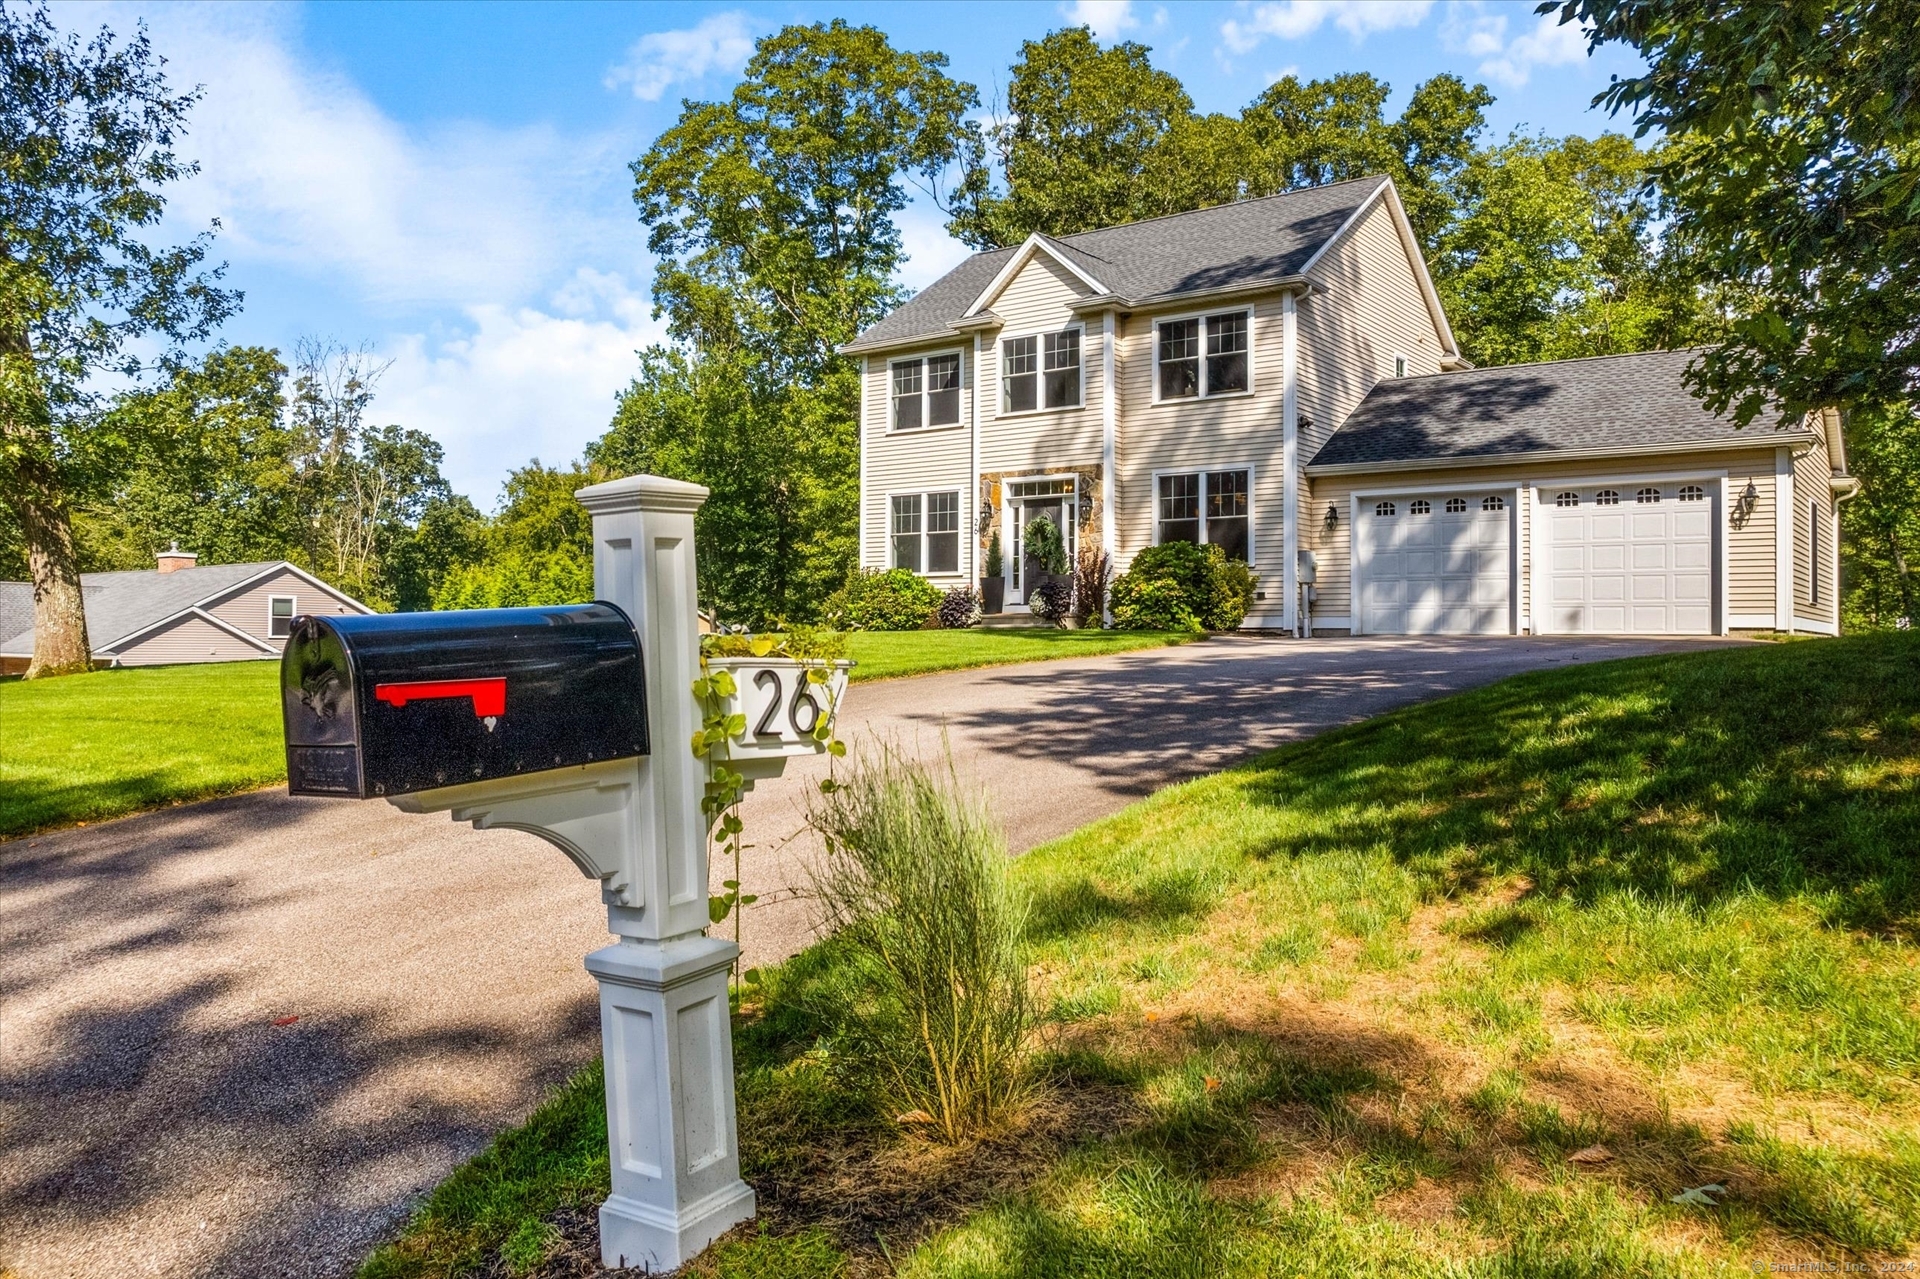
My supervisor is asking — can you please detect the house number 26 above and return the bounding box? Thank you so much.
[751,668,823,739]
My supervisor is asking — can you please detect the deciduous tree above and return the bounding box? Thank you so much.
[0,4,237,675]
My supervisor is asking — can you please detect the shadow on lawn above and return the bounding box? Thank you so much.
[1233,633,1920,936]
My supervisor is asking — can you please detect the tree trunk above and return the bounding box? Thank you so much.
[3,453,92,677]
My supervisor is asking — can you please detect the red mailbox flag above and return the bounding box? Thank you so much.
[373,678,506,719]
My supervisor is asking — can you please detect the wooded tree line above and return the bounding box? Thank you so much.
[6,3,1916,673]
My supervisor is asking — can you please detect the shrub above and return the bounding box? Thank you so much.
[807,746,1031,1143]
[821,569,943,631]
[1109,541,1255,631]
[1029,575,1073,623]
[984,534,1003,578]
[1023,514,1067,574]
[937,586,981,629]
[1074,547,1112,625]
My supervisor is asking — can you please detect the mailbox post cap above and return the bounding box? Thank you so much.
[575,473,709,516]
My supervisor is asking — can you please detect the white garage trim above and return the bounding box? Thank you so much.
[1528,467,1729,636]
[1351,480,1522,635]
[1774,447,1794,633]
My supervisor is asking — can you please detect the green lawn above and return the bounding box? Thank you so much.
[0,630,1192,840]
[0,661,286,839]
[363,632,1920,1278]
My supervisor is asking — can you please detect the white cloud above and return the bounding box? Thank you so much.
[1444,6,1589,88]
[1222,1,1432,55]
[894,200,975,296]
[604,10,761,102]
[379,271,668,504]
[1059,0,1140,41]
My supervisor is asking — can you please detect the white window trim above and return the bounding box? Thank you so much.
[1525,468,1731,638]
[998,471,1082,607]
[1149,305,1257,407]
[997,323,1087,417]
[1392,352,1410,378]
[886,348,967,435]
[268,594,298,639]
[886,488,965,577]
[1149,463,1257,567]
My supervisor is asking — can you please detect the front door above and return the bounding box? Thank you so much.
[1005,476,1078,607]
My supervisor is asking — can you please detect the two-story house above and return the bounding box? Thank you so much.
[843,175,1855,637]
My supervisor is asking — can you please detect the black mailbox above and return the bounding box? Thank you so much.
[281,602,648,799]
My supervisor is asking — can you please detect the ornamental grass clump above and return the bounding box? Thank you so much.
[807,746,1031,1143]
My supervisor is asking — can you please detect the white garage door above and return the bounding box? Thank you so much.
[1358,492,1512,634]
[1543,483,1714,634]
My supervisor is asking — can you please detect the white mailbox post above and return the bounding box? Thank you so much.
[384,473,824,1272]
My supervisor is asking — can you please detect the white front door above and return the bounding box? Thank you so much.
[1542,483,1714,634]
[1357,493,1512,634]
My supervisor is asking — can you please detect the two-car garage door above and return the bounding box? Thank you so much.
[1356,482,1717,636]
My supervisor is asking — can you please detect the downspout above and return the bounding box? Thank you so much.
[1102,309,1117,626]
[1282,290,1300,636]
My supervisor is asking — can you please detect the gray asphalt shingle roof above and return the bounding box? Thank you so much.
[0,561,282,655]
[851,176,1391,350]
[1306,348,1777,470]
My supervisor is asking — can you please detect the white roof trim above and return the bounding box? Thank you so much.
[963,233,1111,316]
[98,605,279,657]
[1304,431,1820,477]
[1298,177,1460,360]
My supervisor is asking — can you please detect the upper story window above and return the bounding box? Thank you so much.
[1393,354,1409,378]
[891,353,962,430]
[269,595,296,638]
[1157,310,1251,400]
[1002,329,1081,413]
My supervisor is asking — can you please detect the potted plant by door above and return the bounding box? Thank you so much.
[982,536,1005,614]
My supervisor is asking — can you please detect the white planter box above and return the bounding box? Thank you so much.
[702,656,851,782]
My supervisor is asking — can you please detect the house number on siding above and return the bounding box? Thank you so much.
[750,668,824,739]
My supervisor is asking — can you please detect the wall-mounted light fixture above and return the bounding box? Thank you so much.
[978,502,995,535]
[1324,503,1340,534]
[1733,480,1758,529]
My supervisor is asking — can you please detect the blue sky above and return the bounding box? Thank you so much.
[75,1,1648,507]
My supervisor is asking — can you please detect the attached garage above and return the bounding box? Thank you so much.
[1537,481,1716,635]
[1355,490,1514,634]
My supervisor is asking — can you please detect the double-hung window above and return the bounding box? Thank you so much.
[891,353,961,430]
[269,595,297,638]
[1157,310,1250,400]
[1002,329,1081,412]
[1155,469,1251,561]
[891,491,961,574]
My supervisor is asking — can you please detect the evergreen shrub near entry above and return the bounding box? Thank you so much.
[1110,541,1255,630]
[822,569,943,630]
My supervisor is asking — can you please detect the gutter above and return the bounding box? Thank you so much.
[1303,431,1822,478]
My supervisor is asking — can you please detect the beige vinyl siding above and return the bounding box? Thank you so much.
[110,613,270,666]
[860,344,974,579]
[1304,448,1780,630]
[204,566,362,648]
[1114,293,1288,575]
[1792,429,1837,627]
[977,255,1104,475]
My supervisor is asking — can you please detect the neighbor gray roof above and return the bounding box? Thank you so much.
[1306,348,1799,471]
[850,176,1392,351]
[0,561,283,655]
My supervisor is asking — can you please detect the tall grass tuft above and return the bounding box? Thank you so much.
[807,744,1031,1143]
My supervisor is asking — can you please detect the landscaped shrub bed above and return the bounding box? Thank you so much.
[821,568,944,630]
[1109,541,1256,630]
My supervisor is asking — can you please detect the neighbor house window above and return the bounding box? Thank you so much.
[1158,470,1251,560]
[891,491,961,574]
[1156,310,1252,400]
[269,595,296,639]
[1002,329,1081,412]
[891,353,961,430]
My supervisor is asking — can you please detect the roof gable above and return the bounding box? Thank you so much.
[966,233,1108,315]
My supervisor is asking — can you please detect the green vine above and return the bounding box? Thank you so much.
[691,629,849,988]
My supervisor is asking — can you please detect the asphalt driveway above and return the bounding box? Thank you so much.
[0,634,1730,1278]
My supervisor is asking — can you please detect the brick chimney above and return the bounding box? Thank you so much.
[156,542,198,574]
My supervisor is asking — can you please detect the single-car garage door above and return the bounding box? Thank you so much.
[1357,492,1512,634]
[1542,482,1714,634]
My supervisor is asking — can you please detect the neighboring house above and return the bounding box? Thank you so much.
[843,175,1857,636]
[0,547,371,674]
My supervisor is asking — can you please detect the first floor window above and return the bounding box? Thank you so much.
[1157,469,1251,561]
[1003,330,1081,411]
[890,353,961,429]
[269,595,296,638]
[892,491,961,573]
[1157,310,1251,399]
